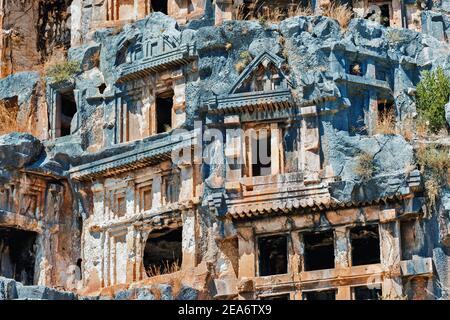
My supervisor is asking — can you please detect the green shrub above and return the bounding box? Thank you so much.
[354,152,375,180]
[46,60,81,84]
[416,67,450,133]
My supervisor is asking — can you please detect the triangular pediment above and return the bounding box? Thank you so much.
[229,51,293,95]
[161,35,180,52]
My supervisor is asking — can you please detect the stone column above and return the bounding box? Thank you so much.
[365,58,378,134]
[182,209,197,269]
[152,173,162,209]
[179,164,193,203]
[336,286,351,300]
[126,180,135,217]
[237,227,256,278]
[172,69,186,128]
[365,58,376,79]
[391,0,403,28]
[380,219,403,299]
[91,183,105,224]
[367,89,378,135]
[291,231,302,281]
[301,106,321,184]
[225,116,243,192]
[270,123,281,175]
[54,90,62,139]
[334,226,350,269]
[126,225,137,283]
[103,230,110,287]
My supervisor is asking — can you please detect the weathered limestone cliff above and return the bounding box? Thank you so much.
[0,0,449,300]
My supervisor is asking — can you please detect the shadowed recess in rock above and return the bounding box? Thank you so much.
[143,228,182,277]
[257,234,288,276]
[303,230,335,271]
[0,228,38,285]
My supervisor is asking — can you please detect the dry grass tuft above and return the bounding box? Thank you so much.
[416,144,450,210]
[235,1,352,29]
[288,4,314,17]
[146,260,181,278]
[398,116,414,141]
[375,109,396,135]
[354,152,375,180]
[321,2,353,30]
[416,144,450,181]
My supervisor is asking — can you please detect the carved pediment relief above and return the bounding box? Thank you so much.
[229,51,293,95]
[145,35,181,57]
[117,34,181,65]
[116,34,143,65]
[204,51,295,115]
[116,33,195,83]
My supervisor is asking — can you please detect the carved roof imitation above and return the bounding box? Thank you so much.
[69,132,196,181]
[226,170,423,220]
[206,51,295,115]
[116,35,196,83]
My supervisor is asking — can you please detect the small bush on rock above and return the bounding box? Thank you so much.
[46,60,81,84]
[416,67,450,133]
[354,152,375,180]
[416,144,450,209]
[235,51,253,73]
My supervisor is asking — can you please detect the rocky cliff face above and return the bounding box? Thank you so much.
[0,2,449,300]
[0,0,72,77]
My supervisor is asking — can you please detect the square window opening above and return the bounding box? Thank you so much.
[302,289,336,300]
[156,91,174,134]
[258,234,288,277]
[151,0,168,14]
[353,285,382,300]
[260,293,290,301]
[251,133,272,177]
[303,230,335,271]
[57,89,77,137]
[350,225,381,266]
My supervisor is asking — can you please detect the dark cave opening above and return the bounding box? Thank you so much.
[151,0,168,14]
[143,228,182,277]
[0,228,38,285]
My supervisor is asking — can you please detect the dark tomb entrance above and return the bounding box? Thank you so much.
[0,227,37,285]
[143,228,182,276]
